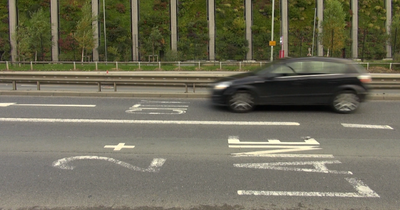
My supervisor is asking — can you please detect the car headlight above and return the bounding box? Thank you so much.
[214,81,232,90]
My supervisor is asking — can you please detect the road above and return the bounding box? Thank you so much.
[0,96,399,210]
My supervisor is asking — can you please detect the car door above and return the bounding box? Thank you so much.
[286,61,349,104]
[255,64,307,105]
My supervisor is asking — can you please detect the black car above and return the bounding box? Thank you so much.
[211,57,371,114]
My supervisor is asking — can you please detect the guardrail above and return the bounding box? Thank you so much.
[0,72,399,92]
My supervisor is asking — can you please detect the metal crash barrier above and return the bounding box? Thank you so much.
[0,72,399,93]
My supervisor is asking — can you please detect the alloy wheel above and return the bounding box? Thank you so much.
[332,92,360,113]
[228,91,255,113]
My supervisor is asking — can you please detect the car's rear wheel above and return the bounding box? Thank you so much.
[331,91,360,114]
[228,91,255,113]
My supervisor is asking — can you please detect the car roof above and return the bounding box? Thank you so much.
[278,57,356,64]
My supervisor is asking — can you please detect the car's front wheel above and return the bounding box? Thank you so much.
[228,91,255,113]
[331,91,360,114]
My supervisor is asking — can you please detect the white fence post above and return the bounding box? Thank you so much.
[390,63,392,70]
[73,62,76,70]
[178,61,181,70]
[30,61,33,70]
[116,61,118,70]
[138,62,141,70]
[367,63,369,71]
[159,61,161,69]
[95,62,98,70]
[239,62,242,70]
[198,61,201,69]
[220,62,222,69]
[6,61,9,70]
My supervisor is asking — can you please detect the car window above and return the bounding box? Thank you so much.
[270,65,296,76]
[253,63,296,77]
[287,61,347,74]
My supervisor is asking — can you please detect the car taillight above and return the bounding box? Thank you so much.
[358,75,371,83]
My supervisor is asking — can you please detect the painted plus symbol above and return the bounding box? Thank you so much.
[104,143,135,151]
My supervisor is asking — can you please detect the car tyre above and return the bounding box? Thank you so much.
[228,91,255,113]
[331,91,360,114]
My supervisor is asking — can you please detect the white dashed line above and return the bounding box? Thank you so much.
[342,123,393,130]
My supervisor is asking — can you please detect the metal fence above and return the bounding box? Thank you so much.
[1,61,400,72]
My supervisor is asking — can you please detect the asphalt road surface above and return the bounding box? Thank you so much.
[0,96,399,210]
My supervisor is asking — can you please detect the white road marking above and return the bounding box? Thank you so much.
[228,136,319,145]
[126,103,188,114]
[0,118,300,126]
[104,143,135,151]
[234,160,352,175]
[232,154,334,158]
[52,156,166,172]
[140,100,188,104]
[230,146,322,155]
[228,136,332,157]
[0,103,96,108]
[238,178,379,198]
[0,103,16,107]
[135,105,189,107]
[342,123,393,130]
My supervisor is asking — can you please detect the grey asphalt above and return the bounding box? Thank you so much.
[0,97,399,210]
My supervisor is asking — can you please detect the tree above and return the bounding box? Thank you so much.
[320,0,346,57]
[14,23,32,62]
[27,8,52,61]
[146,27,163,62]
[390,15,400,60]
[74,0,96,62]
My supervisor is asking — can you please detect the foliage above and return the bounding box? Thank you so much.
[146,27,163,62]
[390,15,400,57]
[59,0,85,60]
[288,0,315,57]
[74,0,96,62]
[358,0,388,60]
[139,0,170,61]
[13,23,32,61]
[4,0,400,62]
[320,0,347,57]
[14,0,52,61]
[13,7,52,61]
[177,0,208,61]
[28,8,52,61]
[100,0,132,61]
[252,0,281,60]
[215,0,248,60]
[0,0,10,61]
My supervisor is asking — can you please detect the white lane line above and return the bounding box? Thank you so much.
[14,104,96,107]
[238,178,379,198]
[0,103,96,108]
[140,100,189,104]
[342,123,393,130]
[136,105,189,107]
[0,118,300,126]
